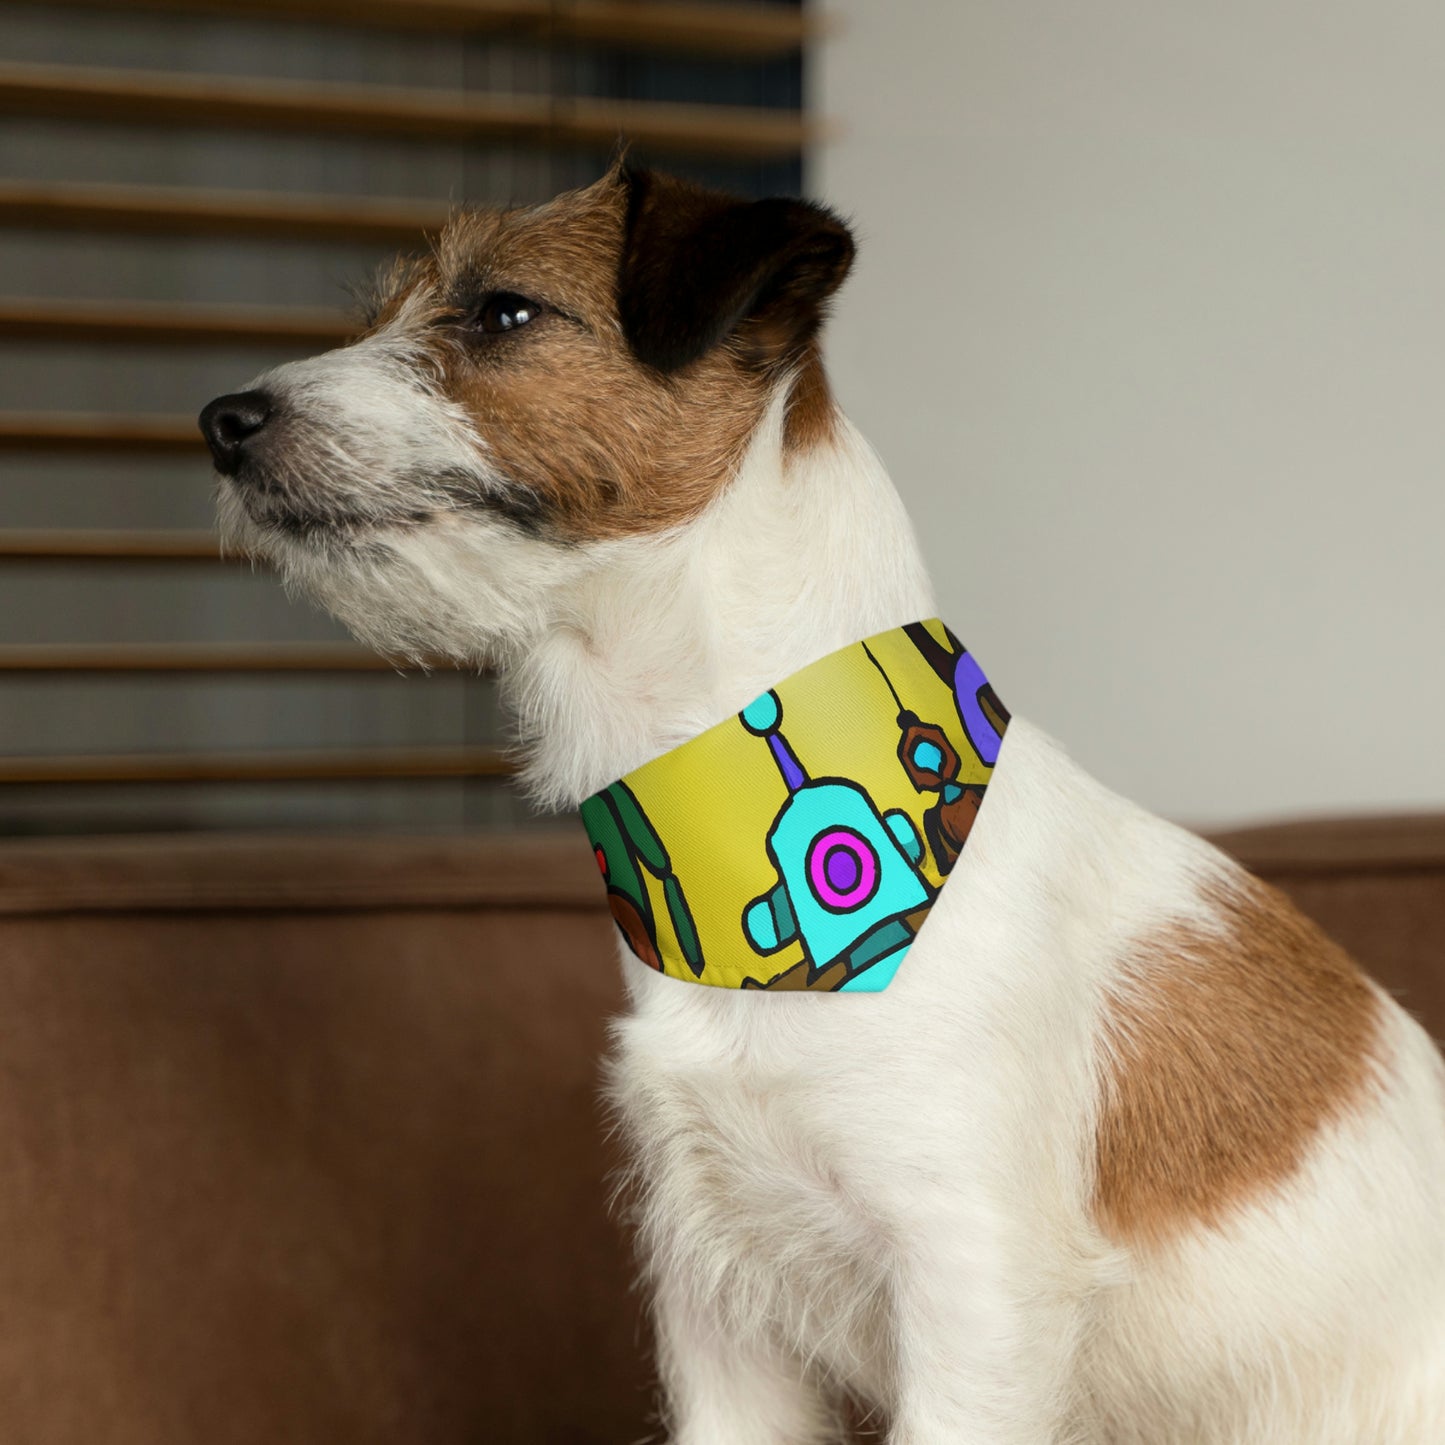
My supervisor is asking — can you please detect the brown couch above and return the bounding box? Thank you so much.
[0,818,1439,1443]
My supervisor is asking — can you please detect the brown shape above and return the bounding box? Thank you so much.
[1094,873,1383,1248]
[742,957,851,992]
[607,893,662,971]
[898,716,959,790]
[925,785,984,873]
[979,683,1011,738]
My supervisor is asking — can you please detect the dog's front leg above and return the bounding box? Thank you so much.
[654,1274,841,1445]
[884,1223,1087,1445]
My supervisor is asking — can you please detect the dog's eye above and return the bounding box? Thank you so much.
[474,292,542,335]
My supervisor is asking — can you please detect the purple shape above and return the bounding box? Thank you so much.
[824,845,861,893]
[953,652,1003,766]
[768,733,807,793]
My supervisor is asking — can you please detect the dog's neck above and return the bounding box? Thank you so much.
[506,391,937,810]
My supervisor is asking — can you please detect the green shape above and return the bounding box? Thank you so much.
[849,917,912,972]
[579,792,645,913]
[608,782,670,875]
[663,874,704,976]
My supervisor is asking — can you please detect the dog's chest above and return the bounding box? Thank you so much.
[611,1007,894,1386]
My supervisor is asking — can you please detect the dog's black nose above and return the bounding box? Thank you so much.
[199,390,273,475]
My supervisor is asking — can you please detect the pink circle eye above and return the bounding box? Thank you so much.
[806,828,880,911]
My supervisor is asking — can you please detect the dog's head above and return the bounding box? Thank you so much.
[200,166,854,662]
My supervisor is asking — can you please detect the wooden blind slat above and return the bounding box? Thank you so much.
[0,180,449,245]
[563,0,815,57]
[0,298,353,348]
[19,0,815,58]
[0,14,808,820]
[0,412,201,452]
[0,62,818,161]
[0,530,228,561]
[0,746,512,784]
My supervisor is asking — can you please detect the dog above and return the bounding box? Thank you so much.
[200,164,1445,1443]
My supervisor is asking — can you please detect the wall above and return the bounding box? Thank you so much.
[813,0,1445,827]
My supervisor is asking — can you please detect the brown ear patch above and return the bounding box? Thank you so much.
[1093,873,1382,1248]
[618,166,854,377]
[780,340,840,453]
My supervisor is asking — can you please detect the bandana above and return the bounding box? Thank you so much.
[579,621,1008,992]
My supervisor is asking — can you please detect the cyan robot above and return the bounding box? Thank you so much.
[739,690,934,991]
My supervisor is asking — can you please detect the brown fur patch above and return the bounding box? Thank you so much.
[783,342,839,453]
[373,177,769,540]
[1094,873,1382,1247]
[363,170,848,541]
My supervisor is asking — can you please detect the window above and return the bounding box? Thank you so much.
[0,0,811,834]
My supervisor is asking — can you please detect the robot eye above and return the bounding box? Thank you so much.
[911,740,945,773]
[806,828,881,912]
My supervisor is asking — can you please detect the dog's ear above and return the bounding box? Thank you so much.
[618,166,855,375]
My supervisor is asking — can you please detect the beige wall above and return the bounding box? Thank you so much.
[813,1,1445,826]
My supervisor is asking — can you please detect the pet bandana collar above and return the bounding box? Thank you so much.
[580,621,1009,993]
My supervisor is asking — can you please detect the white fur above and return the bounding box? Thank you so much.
[221,349,1445,1442]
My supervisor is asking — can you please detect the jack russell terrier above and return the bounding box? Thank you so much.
[200,164,1445,1444]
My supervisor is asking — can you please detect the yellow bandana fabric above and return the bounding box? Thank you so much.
[579,621,1008,992]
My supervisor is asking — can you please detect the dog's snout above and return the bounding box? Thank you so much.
[199,390,273,475]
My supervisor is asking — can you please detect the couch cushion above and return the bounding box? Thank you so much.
[0,830,649,1445]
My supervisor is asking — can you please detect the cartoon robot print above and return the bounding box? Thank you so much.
[739,690,934,992]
